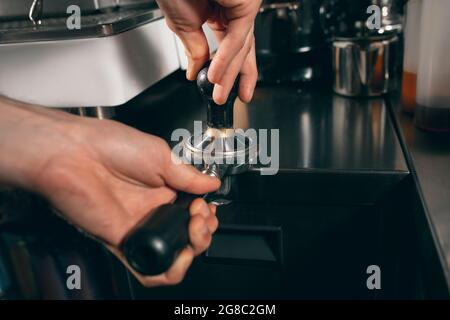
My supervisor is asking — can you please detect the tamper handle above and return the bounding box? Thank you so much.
[197,62,240,128]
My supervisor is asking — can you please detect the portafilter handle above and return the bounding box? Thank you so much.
[120,166,223,276]
[197,62,240,129]
[120,192,198,276]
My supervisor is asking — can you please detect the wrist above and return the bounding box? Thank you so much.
[0,98,77,192]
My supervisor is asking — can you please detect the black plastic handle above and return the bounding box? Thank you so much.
[197,62,240,128]
[121,192,199,276]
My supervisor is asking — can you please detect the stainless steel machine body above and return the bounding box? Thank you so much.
[0,0,217,109]
[0,3,179,108]
[0,1,153,21]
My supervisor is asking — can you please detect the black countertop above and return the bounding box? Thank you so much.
[118,72,421,299]
[4,70,412,299]
[118,72,409,208]
[1,71,449,298]
[119,72,450,296]
[119,72,408,174]
[393,102,450,288]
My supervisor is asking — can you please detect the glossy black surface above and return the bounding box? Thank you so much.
[119,72,408,205]
[2,71,448,299]
[394,100,450,291]
[115,72,450,299]
[197,63,239,128]
[121,192,194,276]
[119,72,408,174]
[0,8,163,44]
[0,189,125,299]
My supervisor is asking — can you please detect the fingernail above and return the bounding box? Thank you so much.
[208,203,217,215]
[248,88,255,101]
[186,69,193,81]
[213,90,225,105]
[186,61,194,80]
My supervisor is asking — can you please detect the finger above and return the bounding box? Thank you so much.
[146,247,195,286]
[208,203,217,216]
[208,214,219,233]
[164,158,221,195]
[107,132,220,194]
[106,201,213,287]
[207,203,219,233]
[162,247,195,285]
[107,244,194,287]
[212,30,253,105]
[208,17,253,84]
[189,212,212,255]
[175,29,210,80]
[190,198,212,219]
[191,199,218,233]
[238,38,258,103]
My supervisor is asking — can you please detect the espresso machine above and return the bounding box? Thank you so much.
[0,0,216,115]
[1,0,449,301]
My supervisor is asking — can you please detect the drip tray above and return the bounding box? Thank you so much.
[204,225,283,267]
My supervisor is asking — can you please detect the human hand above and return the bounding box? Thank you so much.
[156,0,262,105]
[0,99,221,287]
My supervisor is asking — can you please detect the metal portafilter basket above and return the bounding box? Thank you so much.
[120,64,256,276]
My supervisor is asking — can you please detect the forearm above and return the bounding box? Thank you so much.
[0,97,73,190]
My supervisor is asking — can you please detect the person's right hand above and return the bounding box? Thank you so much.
[0,97,221,287]
[156,0,262,105]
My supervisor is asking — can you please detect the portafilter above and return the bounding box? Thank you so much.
[120,64,257,276]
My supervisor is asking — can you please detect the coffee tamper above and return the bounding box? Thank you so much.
[121,64,256,276]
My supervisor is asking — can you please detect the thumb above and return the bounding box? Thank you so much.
[163,158,221,195]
